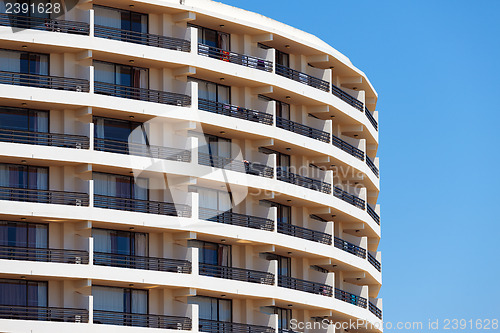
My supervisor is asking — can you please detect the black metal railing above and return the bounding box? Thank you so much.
[0,186,89,206]
[198,44,273,72]
[276,64,329,91]
[367,252,381,272]
[332,186,365,209]
[94,194,191,217]
[0,71,89,92]
[199,207,274,231]
[0,245,89,264]
[276,117,330,143]
[332,134,364,160]
[277,168,331,194]
[277,222,331,245]
[335,288,367,308]
[199,263,274,285]
[369,302,382,319]
[0,13,89,35]
[198,99,273,125]
[367,204,380,225]
[365,107,378,131]
[331,84,363,111]
[93,310,191,330]
[198,152,274,178]
[0,128,89,149]
[199,319,275,333]
[278,275,333,296]
[94,81,190,106]
[94,252,191,273]
[94,138,191,162]
[0,304,88,322]
[95,25,190,51]
[333,237,366,258]
[366,155,379,178]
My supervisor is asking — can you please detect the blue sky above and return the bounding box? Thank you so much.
[219,0,500,330]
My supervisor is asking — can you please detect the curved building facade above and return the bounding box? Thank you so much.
[0,0,382,332]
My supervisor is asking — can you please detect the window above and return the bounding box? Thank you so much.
[93,228,148,257]
[0,49,48,75]
[93,286,148,315]
[0,163,48,190]
[276,100,290,120]
[276,50,289,67]
[0,279,47,307]
[277,255,291,277]
[94,61,148,89]
[198,188,232,213]
[0,221,47,248]
[93,116,148,145]
[93,172,148,200]
[275,307,292,330]
[189,24,230,51]
[94,5,148,33]
[189,240,231,267]
[0,107,48,133]
[189,78,230,104]
[258,147,290,170]
[188,296,232,322]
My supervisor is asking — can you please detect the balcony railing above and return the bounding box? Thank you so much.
[0,128,89,149]
[366,155,379,178]
[199,319,275,333]
[94,252,191,273]
[0,304,88,322]
[95,25,190,51]
[277,222,332,245]
[199,263,275,285]
[367,204,380,225]
[369,302,383,319]
[276,64,329,92]
[365,107,378,131]
[0,245,89,264]
[278,275,333,297]
[367,252,381,272]
[0,13,89,35]
[277,168,331,194]
[332,134,364,160]
[94,138,191,162]
[199,207,274,231]
[333,237,366,258]
[0,71,89,92]
[335,288,367,308]
[332,186,365,209]
[0,186,89,206]
[94,310,191,330]
[198,99,273,125]
[198,44,273,72]
[94,81,190,107]
[198,152,274,178]
[331,84,363,111]
[276,117,330,143]
[94,194,191,217]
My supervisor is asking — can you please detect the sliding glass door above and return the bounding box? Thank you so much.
[93,228,148,268]
[93,116,149,155]
[0,279,47,308]
[93,286,148,326]
[188,296,231,322]
[94,5,148,44]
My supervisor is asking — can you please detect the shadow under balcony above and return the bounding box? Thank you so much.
[199,319,275,333]
[199,263,275,285]
[93,310,192,330]
[334,288,367,308]
[199,208,274,231]
[278,275,333,297]
[276,117,330,143]
[0,304,88,323]
[0,71,89,92]
[198,44,273,72]
[198,153,274,178]
[94,195,191,217]
[0,187,89,206]
[198,99,273,125]
[0,13,89,35]
[0,245,89,264]
[277,168,331,194]
[277,221,332,245]
[94,252,191,273]
[0,128,89,149]
[275,64,329,92]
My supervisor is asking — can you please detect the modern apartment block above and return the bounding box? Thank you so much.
[0,0,381,333]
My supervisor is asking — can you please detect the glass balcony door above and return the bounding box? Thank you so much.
[0,163,48,202]
[93,286,148,326]
[275,307,292,330]
[92,228,148,269]
[275,50,289,67]
[0,49,49,84]
[94,5,148,43]
[94,61,149,97]
[188,296,232,322]
[0,279,47,308]
[0,106,48,139]
[93,116,149,155]
[191,78,230,105]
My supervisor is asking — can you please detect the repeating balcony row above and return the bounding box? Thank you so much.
[0,13,378,131]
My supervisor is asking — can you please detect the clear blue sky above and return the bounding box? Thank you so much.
[219,0,500,330]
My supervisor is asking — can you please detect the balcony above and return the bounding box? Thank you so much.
[198,44,273,72]
[0,13,89,35]
[369,302,383,319]
[94,252,191,273]
[94,25,190,51]
[331,84,363,111]
[332,134,364,160]
[0,304,88,322]
[199,263,274,285]
[199,208,274,231]
[276,64,329,92]
[198,153,274,178]
[198,99,273,125]
[93,310,191,330]
[0,71,89,92]
[94,138,191,162]
[0,245,89,264]
[277,168,331,194]
[199,319,275,333]
[366,155,379,178]
[0,128,89,149]
[0,187,89,206]
[94,195,191,217]
[332,186,365,209]
[334,288,367,308]
[277,222,332,245]
[276,117,330,143]
[365,107,378,131]
[94,82,190,106]
[367,252,381,272]
[278,275,333,297]
[367,204,380,225]
[333,237,366,258]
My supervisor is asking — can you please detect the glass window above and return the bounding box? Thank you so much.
[276,50,289,67]
[0,164,48,190]
[0,221,47,248]
[277,256,291,277]
[190,240,231,267]
[93,172,148,200]
[0,49,48,75]
[93,286,148,314]
[93,116,147,144]
[276,101,290,120]
[92,228,148,256]
[0,279,47,307]
[94,61,148,89]
[0,107,49,132]
[94,5,148,33]
[188,296,232,321]
[198,188,232,213]
[189,78,230,104]
[275,307,292,329]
